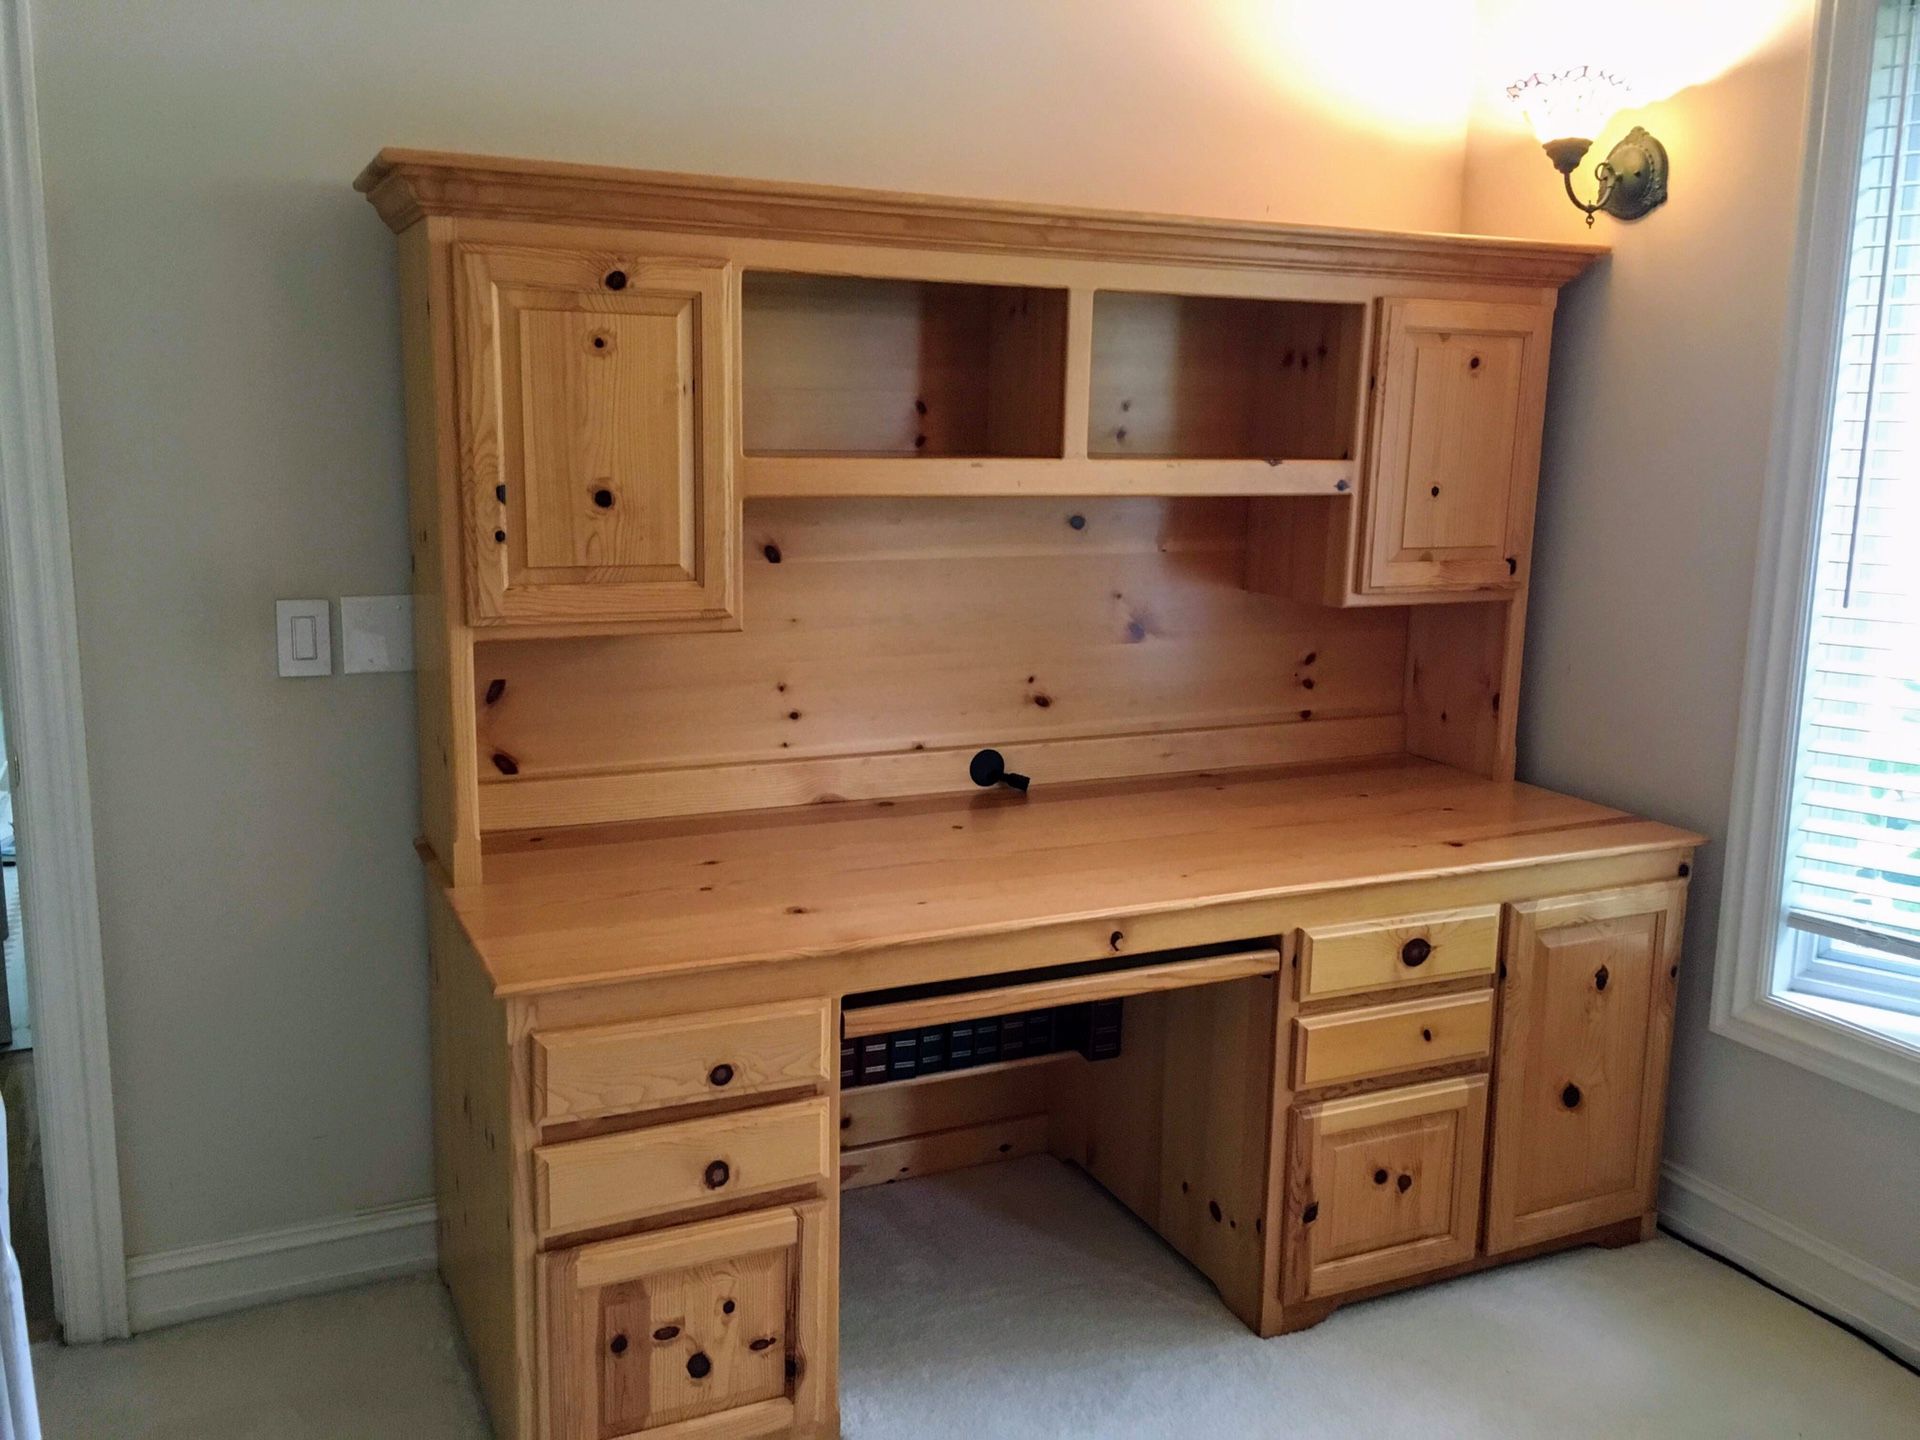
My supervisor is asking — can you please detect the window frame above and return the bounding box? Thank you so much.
[1716,0,1920,1112]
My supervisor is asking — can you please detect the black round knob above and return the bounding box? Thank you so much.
[970,748,1006,787]
[605,269,628,291]
[686,1352,711,1380]
[1421,1028,1433,1042]
[1562,1082,1583,1109]
[708,1063,734,1088]
[1401,937,1432,968]
[608,1333,629,1356]
[592,488,615,509]
[704,1159,731,1189]
[1373,1168,1388,1185]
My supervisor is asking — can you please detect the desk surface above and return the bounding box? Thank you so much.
[452,758,1702,997]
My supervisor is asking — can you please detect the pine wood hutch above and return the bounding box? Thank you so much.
[358,149,1702,1440]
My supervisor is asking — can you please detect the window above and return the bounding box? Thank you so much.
[1716,0,1920,1112]
[1784,0,1920,1022]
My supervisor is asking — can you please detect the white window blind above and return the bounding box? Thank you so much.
[1786,0,1920,1014]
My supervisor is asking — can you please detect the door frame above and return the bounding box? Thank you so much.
[0,0,129,1341]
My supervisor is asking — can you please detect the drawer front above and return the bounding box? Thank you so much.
[543,1202,832,1440]
[536,1097,833,1239]
[1292,990,1494,1089]
[533,999,832,1127]
[1297,905,1499,1001]
[1284,1075,1488,1302]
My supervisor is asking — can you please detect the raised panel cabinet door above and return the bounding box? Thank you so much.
[454,243,739,630]
[542,1201,833,1440]
[1361,298,1552,595]
[1485,881,1687,1255]
[1282,1075,1487,1302]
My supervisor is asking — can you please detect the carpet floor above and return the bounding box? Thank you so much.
[34,1154,1920,1438]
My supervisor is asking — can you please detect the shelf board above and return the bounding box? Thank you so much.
[739,455,1354,499]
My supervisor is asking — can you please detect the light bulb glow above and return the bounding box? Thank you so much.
[1506,65,1632,145]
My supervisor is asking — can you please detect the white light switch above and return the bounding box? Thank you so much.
[276,599,332,677]
[341,595,415,674]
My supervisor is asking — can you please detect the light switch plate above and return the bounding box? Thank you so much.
[340,595,415,674]
[276,599,332,677]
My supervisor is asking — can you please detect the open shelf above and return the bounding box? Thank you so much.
[1088,292,1364,462]
[737,274,1362,499]
[742,272,1068,459]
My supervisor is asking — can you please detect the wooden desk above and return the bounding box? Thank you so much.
[360,151,1693,1440]
[430,760,1698,1439]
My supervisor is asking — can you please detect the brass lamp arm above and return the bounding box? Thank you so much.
[1543,127,1670,227]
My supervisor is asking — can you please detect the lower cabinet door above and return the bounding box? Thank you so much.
[1485,881,1686,1255]
[542,1201,831,1440]
[1283,1075,1488,1302]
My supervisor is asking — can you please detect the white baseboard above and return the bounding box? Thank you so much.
[125,1200,437,1332]
[1660,1161,1919,1368]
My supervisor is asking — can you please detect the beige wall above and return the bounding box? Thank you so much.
[1466,3,1920,1284]
[28,0,1474,1259]
[36,0,1914,1305]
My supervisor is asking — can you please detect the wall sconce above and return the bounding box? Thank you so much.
[1507,66,1668,226]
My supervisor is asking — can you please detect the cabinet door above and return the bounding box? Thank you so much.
[1485,882,1686,1254]
[543,1201,831,1440]
[1361,298,1551,594]
[455,244,738,630]
[1282,1075,1487,1302]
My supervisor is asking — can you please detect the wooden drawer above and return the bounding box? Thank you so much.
[1296,905,1498,1001]
[1292,990,1494,1089]
[535,1097,833,1240]
[543,1201,832,1440]
[1283,1075,1488,1302]
[533,1000,832,1127]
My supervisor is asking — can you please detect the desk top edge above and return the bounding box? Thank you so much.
[443,761,1702,1000]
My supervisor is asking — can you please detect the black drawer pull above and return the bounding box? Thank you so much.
[704,1159,731,1189]
[1400,937,1432,968]
[708,1063,734,1088]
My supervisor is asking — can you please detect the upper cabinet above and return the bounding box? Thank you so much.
[1359,298,1552,596]
[453,244,739,630]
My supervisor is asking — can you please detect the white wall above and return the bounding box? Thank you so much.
[27,1,1477,1263]
[1467,1,1920,1294]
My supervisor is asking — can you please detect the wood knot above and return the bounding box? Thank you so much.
[749,1336,778,1353]
[1396,1173,1412,1193]
[763,542,782,563]
[651,1325,678,1342]
[483,678,506,705]
[686,1352,711,1380]
[609,1333,629,1355]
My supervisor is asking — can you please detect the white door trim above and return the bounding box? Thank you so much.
[0,0,129,1340]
